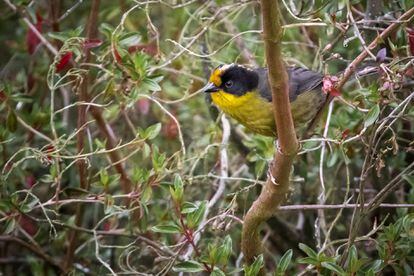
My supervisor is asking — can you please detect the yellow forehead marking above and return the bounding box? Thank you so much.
[209,68,222,86]
[209,64,234,86]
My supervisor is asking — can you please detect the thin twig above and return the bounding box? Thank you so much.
[315,100,334,249]
[183,114,230,259]
[16,115,53,143]
[278,203,414,211]
[65,0,101,271]
[3,0,59,55]
[0,236,64,272]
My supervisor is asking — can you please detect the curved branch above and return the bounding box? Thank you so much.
[0,235,64,272]
[241,0,298,270]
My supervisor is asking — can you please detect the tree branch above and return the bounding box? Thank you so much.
[65,0,101,271]
[305,6,414,137]
[0,235,64,272]
[241,0,298,270]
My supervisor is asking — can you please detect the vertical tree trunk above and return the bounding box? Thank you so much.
[241,0,298,272]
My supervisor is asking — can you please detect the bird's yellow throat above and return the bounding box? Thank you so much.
[210,90,276,136]
[210,90,254,109]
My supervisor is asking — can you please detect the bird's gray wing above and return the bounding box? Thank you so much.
[256,67,323,102]
[288,67,323,101]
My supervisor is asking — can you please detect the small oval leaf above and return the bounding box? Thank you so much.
[151,223,181,234]
[364,104,380,128]
[277,249,293,274]
[173,260,204,273]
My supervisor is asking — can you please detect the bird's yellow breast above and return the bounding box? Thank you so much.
[210,89,324,137]
[211,90,276,136]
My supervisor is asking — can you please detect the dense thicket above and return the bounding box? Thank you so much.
[0,0,413,275]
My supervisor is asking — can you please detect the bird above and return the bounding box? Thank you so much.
[202,64,327,137]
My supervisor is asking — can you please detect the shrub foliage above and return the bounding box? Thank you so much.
[0,0,413,275]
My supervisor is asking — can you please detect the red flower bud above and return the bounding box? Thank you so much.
[113,47,122,64]
[137,98,150,115]
[56,51,73,72]
[322,75,341,97]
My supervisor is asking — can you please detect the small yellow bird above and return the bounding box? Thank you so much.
[203,64,327,137]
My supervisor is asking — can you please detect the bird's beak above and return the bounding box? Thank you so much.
[202,82,219,93]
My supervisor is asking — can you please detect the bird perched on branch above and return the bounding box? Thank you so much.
[202,64,327,137]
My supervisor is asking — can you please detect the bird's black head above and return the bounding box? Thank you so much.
[203,64,259,96]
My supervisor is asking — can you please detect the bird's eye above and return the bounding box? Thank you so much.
[225,80,233,88]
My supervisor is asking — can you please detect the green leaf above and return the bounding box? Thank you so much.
[119,32,141,47]
[99,169,109,187]
[151,222,181,234]
[142,77,162,92]
[276,249,293,275]
[254,160,266,177]
[244,255,264,276]
[132,167,150,184]
[211,267,226,276]
[6,110,17,133]
[19,202,31,213]
[208,243,218,264]
[365,268,375,276]
[142,142,150,159]
[299,243,318,258]
[170,174,184,205]
[321,262,345,275]
[347,245,358,273]
[103,80,115,100]
[99,23,115,40]
[187,201,206,229]
[5,218,16,234]
[217,235,232,265]
[151,145,166,171]
[0,199,13,212]
[173,260,205,272]
[403,175,414,186]
[50,163,58,178]
[209,236,232,265]
[141,185,152,203]
[94,138,106,150]
[298,257,319,266]
[145,123,162,140]
[11,93,33,103]
[133,53,148,78]
[27,255,45,275]
[48,26,83,41]
[104,195,114,214]
[48,32,71,42]
[368,260,383,273]
[327,149,339,168]
[364,104,380,128]
[181,202,198,214]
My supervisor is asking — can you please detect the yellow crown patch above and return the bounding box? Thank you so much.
[209,68,222,87]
